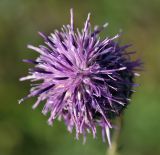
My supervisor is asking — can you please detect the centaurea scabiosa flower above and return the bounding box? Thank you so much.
[19,9,141,146]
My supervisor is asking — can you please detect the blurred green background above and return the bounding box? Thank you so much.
[0,0,160,155]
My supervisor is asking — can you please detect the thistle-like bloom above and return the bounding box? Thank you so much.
[19,9,141,145]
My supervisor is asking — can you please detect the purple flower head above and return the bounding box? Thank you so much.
[19,9,141,146]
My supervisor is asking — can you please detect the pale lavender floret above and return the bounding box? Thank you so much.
[19,9,141,146]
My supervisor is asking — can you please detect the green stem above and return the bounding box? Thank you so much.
[107,116,123,155]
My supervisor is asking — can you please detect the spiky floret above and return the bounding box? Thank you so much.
[19,9,141,146]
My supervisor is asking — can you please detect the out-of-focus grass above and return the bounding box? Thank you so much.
[0,0,160,155]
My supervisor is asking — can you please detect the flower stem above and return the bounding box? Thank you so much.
[106,116,123,155]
